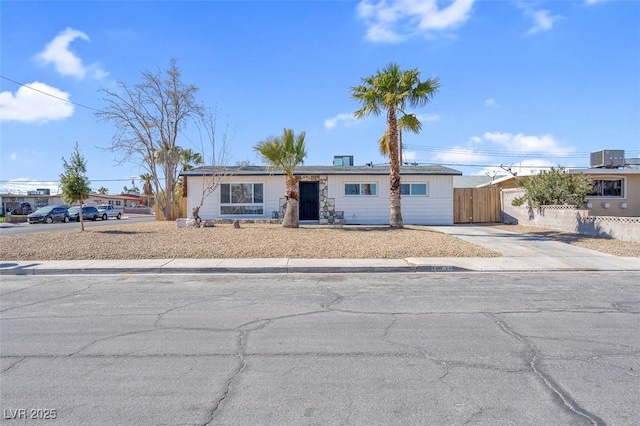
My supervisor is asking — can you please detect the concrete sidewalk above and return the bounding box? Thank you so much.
[1,225,639,275]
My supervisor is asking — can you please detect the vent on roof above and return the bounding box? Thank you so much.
[333,155,354,166]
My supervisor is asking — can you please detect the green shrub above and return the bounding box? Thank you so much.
[511,167,593,208]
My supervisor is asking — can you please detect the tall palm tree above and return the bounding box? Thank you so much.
[254,128,307,228]
[378,113,422,162]
[351,62,440,228]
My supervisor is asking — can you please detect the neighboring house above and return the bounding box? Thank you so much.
[181,163,462,225]
[480,168,640,217]
[453,175,504,188]
[86,193,147,208]
[1,189,65,212]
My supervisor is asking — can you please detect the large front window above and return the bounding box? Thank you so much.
[589,179,624,197]
[220,183,264,215]
[345,183,377,196]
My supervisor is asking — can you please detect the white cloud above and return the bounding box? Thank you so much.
[483,131,572,155]
[485,98,497,107]
[357,0,476,43]
[527,9,560,34]
[0,82,74,123]
[324,112,359,129]
[9,152,17,160]
[415,113,440,122]
[35,27,107,79]
[0,179,59,195]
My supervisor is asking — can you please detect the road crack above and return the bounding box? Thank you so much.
[204,330,247,425]
[486,313,606,426]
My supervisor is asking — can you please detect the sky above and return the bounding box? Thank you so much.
[1,0,639,195]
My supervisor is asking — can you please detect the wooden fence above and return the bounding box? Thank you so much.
[454,187,500,223]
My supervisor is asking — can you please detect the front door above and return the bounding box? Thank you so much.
[299,181,319,221]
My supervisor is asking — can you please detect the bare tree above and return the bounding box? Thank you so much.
[189,109,234,223]
[95,59,203,220]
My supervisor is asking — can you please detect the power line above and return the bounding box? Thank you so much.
[403,144,640,158]
[0,75,103,112]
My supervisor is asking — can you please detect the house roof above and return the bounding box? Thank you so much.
[181,164,462,177]
[453,175,505,188]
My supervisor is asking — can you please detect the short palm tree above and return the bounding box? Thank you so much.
[97,186,109,195]
[351,62,440,228]
[254,128,307,228]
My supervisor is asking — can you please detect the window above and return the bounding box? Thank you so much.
[115,200,122,206]
[220,183,264,215]
[401,183,428,196]
[589,179,624,197]
[345,183,377,196]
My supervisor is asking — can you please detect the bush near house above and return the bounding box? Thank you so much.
[511,167,593,208]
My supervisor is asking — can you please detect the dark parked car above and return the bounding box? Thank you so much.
[28,205,69,224]
[67,206,100,222]
[8,202,33,215]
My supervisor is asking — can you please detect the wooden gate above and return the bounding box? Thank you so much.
[454,187,500,223]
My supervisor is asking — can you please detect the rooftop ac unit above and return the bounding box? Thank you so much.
[590,150,625,168]
[625,157,640,166]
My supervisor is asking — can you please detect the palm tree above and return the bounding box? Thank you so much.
[254,128,307,228]
[140,173,153,206]
[97,186,109,195]
[351,62,440,228]
[378,113,422,162]
[179,148,204,171]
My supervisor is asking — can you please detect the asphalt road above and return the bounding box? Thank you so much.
[1,272,638,425]
[0,215,154,236]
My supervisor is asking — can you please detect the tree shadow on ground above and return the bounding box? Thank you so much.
[93,230,152,235]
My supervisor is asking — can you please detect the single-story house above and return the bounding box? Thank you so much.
[180,163,462,225]
[480,168,640,217]
[86,193,148,208]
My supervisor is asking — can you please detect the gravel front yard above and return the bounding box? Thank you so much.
[0,222,501,260]
[2,222,638,260]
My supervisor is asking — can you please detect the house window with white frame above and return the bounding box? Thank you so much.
[589,178,624,197]
[345,183,377,196]
[401,183,428,196]
[220,183,264,215]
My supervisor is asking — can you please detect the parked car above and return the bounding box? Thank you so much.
[8,202,33,215]
[67,206,100,222]
[96,204,123,220]
[28,205,69,224]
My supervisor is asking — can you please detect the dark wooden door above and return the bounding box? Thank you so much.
[299,181,319,221]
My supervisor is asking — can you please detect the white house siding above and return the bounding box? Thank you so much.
[328,175,454,225]
[186,175,285,220]
[187,173,455,224]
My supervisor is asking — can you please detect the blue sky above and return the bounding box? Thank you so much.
[1,0,639,195]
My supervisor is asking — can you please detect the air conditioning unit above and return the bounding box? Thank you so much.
[590,150,625,168]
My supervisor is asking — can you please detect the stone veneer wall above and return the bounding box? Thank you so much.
[501,188,640,242]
